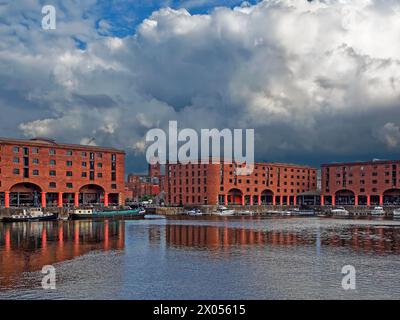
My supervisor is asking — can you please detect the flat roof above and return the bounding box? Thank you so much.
[321,159,400,167]
[0,137,125,154]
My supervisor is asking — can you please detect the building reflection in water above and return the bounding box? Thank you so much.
[0,220,125,289]
[163,223,400,255]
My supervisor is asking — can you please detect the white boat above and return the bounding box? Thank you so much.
[212,206,235,216]
[393,209,400,217]
[237,210,254,216]
[290,208,315,216]
[371,206,385,216]
[186,209,203,216]
[330,207,350,216]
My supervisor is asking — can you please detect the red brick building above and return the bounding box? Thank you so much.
[125,163,163,201]
[165,161,317,206]
[0,137,125,208]
[321,160,400,206]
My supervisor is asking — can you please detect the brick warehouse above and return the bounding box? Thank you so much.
[321,160,400,206]
[126,163,164,201]
[0,137,125,208]
[165,161,318,206]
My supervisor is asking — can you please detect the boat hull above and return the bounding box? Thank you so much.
[70,210,145,220]
[2,214,57,223]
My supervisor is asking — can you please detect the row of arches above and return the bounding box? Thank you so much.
[219,188,400,206]
[1,183,120,208]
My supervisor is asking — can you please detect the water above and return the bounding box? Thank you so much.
[1,216,400,299]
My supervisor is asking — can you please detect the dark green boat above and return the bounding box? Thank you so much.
[69,208,146,220]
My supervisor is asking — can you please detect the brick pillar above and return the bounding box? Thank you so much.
[354,195,358,206]
[332,196,336,206]
[118,193,123,206]
[74,192,79,207]
[104,193,109,207]
[58,192,63,208]
[379,195,383,206]
[278,196,282,205]
[367,195,371,206]
[224,194,228,205]
[5,191,10,208]
[41,192,46,208]
[272,195,276,206]
[241,195,245,206]
[287,196,290,206]
[320,195,325,206]
[293,196,297,206]
[258,195,261,205]
[250,196,253,206]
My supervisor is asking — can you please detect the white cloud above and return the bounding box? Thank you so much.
[1,0,400,167]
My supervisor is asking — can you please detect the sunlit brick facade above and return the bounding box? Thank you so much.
[0,137,125,208]
[321,160,400,206]
[165,161,317,206]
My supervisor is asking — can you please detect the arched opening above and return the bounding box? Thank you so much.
[10,182,42,207]
[335,189,355,205]
[79,184,105,205]
[261,189,274,205]
[383,189,400,205]
[228,188,243,205]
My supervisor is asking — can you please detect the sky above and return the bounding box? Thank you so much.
[1,0,400,174]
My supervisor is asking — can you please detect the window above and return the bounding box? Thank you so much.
[49,149,56,155]
[33,158,39,164]
[66,150,73,156]
[49,170,56,176]
[66,161,73,166]
[32,148,39,154]
[50,159,56,165]
[82,162,87,167]
[49,182,56,188]
[111,172,116,181]
[13,146,20,153]
[66,171,73,177]
[66,183,73,189]
[111,154,116,162]
[97,173,103,178]
[97,152,103,158]
[82,152,87,157]
[13,157,19,163]
[13,168,20,174]
[98,163,103,168]
[82,172,87,177]
[111,184,117,189]
[32,170,39,176]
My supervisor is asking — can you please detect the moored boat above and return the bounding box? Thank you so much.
[371,206,385,216]
[69,208,145,220]
[393,209,400,217]
[212,206,235,216]
[186,208,203,216]
[2,208,57,223]
[330,207,350,216]
[236,210,254,216]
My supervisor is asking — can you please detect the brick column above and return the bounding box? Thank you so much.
[5,191,10,208]
[354,195,358,206]
[241,195,245,206]
[118,192,123,206]
[41,192,46,208]
[74,192,79,207]
[293,196,297,206]
[320,195,325,206]
[278,196,282,205]
[367,195,371,206]
[332,196,336,206]
[287,197,290,206]
[379,195,383,206]
[272,195,276,206]
[258,195,261,205]
[104,193,109,207]
[250,196,253,206]
[224,194,228,205]
[58,192,63,208]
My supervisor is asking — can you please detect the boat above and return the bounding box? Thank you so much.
[186,209,203,216]
[2,208,57,223]
[371,206,385,216]
[330,207,350,216]
[290,208,315,216]
[236,210,254,216]
[69,208,145,220]
[393,209,400,217]
[212,206,235,216]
